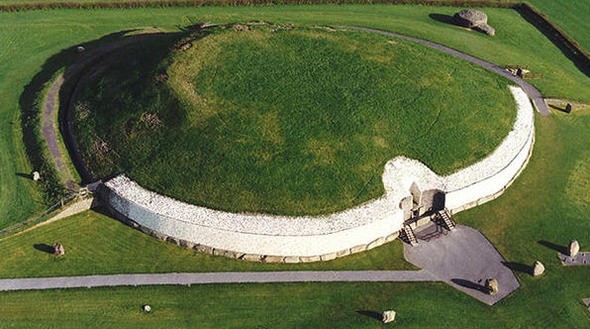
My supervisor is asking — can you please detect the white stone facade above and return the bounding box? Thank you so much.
[100,86,534,261]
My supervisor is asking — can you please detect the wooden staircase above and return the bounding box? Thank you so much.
[401,225,418,246]
[436,209,456,231]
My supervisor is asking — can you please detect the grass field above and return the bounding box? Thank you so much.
[1,4,589,227]
[73,25,514,215]
[0,3,588,328]
[0,209,413,279]
[0,105,588,328]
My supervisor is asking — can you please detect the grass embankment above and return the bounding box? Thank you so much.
[73,26,514,215]
[0,209,414,278]
[0,95,589,329]
[2,5,589,227]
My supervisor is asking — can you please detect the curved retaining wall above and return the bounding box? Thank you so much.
[99,86,535,262]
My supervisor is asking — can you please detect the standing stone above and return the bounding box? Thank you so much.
[569,240,580,257]
[142,304,152,313]
[485,278,499,295]
[565,103,573,113]
[53,242,65,256]
[76,45,86,53]
[32,171,40,181]
[532,261,545,276]
[382,310,396,324]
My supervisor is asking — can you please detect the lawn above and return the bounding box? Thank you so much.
[0,102,588,328]
[0,5,588,327]
[0,209,413,279]
[72,25,514,215]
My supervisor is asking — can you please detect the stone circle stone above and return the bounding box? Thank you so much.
[569,240,580,257]
[454,9,488,28]
[53,242,65,256]
[382,310,396,324]
[532,260,545,276]
[485,278,499,295]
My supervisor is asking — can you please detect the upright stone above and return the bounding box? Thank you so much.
[382,310,396,324]
[32,171,40,181]
[569,240,580,257]
[565,103,573,113]
[485,278,499,295]
[532,260,545,276]
[53,242,65,256]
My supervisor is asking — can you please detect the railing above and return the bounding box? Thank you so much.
[0,191,88,239]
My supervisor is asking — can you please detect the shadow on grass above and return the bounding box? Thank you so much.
[15,172,32,180]
[18,25,205,198]
[538,240,567,254]
[33,243,54,254]
[516,8,590,78]
[429,13,457,26]
[502,261,532,275]
[451,278,488,293]
[356,310,382,321]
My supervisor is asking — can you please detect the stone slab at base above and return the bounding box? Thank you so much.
[559,252,590,266]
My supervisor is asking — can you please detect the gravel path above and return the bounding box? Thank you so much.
[346,26,551,116]
[41,75,76,190]
[0,270,437,291]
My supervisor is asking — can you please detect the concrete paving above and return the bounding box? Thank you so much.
[404,225,520,305]
[0,270,437,292]
[559,252,590,266]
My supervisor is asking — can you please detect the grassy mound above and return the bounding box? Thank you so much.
[73,24,515,215]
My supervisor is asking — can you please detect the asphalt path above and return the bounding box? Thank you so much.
[0,270,437,291]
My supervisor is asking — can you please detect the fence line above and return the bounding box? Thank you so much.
[0,192,88,239]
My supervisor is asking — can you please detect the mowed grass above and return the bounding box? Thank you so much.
[526,0,590,52]
[74,26,514,215]
[0,209,413,279]
[1,5,589,227]
[0,84,589,329]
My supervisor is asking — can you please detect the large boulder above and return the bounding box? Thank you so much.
[485,278,499,295]
[532,261,545,276]
[569,240,580,257]
[382,310,396,324]
[53,242,65,256]
[454,9,488,28]
[454,9,495,36]
[476,24,496,36]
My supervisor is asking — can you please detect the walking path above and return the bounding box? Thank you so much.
[0,270,437,292]
[347,26,551,116]
[41,75,77,190]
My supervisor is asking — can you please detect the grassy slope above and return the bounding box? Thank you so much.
[0,209,413,279]
[1,4,589,227]
[527,0,590,52]
[74,27,514,215]
[0,106,588,328]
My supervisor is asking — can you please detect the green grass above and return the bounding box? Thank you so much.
[0,209,413,279]
[73,25,514,215]
[0,85,589,329]
[526,0,590,53]
[1,4,589,227]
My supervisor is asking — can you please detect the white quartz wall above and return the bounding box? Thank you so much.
[102,86,535,259]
